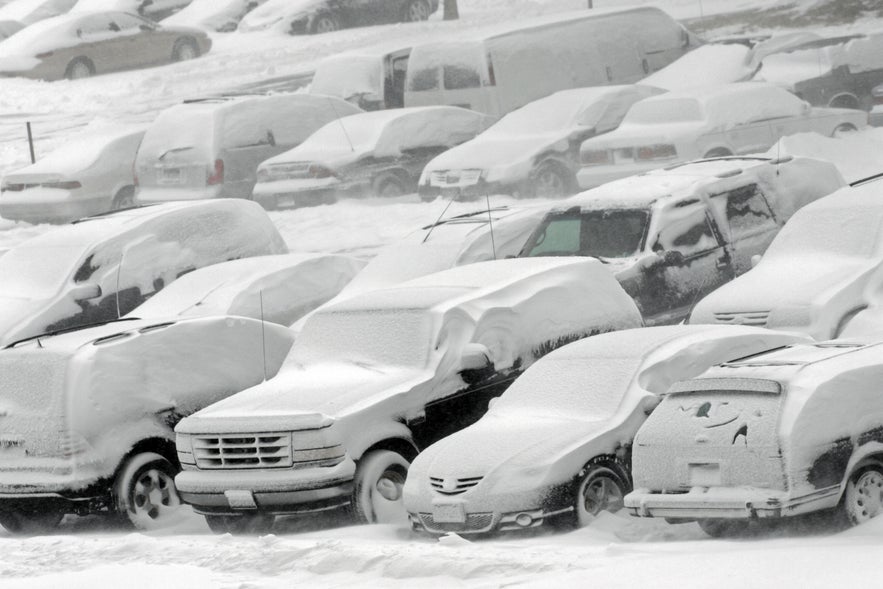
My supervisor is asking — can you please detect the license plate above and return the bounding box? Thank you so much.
[158,168,183,184]
[432,503,465,523]
[224,490,257,509]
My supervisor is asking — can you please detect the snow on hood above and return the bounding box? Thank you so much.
[643,44,754,91]
[0,13,74,62]
[423,133,568,178]
[162,0,265,31]
[238,0,324,31]
[129,253,365,326]
[756,33,883,87]
[767,129,883,184]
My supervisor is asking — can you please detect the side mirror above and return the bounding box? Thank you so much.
[461,343,492,371]
[750,254,762,268]
[71,283,102,301]
[266,131,276,147]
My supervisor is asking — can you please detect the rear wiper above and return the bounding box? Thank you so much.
[158,146,194,161]
[5,317,142,349]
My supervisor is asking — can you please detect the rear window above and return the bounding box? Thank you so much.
[407,42,486,92]
[139,107,216,162]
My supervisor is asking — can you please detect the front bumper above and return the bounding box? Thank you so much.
[0,459,114,513]
[175,458,356,515]
[625,485,840,520]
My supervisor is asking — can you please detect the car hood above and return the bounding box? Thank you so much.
[0,296,55,346]
[426,132,572,174]
[177,361,430,434]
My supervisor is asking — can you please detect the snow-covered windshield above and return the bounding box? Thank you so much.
[407,42,486,92]
[301,116,383,153]
[139,107,216,162]
[486,96,588,135]
[624,98,704,124]
[523,209,650,259]
[292,308,434,368]
[0,246,80,298]
[311,55,382,100]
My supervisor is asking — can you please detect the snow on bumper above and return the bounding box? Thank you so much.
[625,485,840,520]
[0,189,107,224]
[175,458,356,515]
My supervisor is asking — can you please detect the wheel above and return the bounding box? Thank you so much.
[204,513,275,535]
[403,0,432,22]
[172,38,199,62]
[573,464,627,527]
[697,518,750,538]
[373,174,407,198]
[832,123,858,138]
[351,450,410,524]
[311,13,340,34]
[0,510,63,535]
[842,463,883,526]
[65,58,93,80]
[113,452,182,530]
[111,187,136,211]
[531,164,572,198]
[703,148,732,158]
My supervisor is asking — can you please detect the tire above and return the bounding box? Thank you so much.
[205,513,275,535]
[0,510,63,535]
[703,148,732,158]
[403,0,432,22]
[351,450,410,524]
[697,518,750,538]
[373,174,407,198]
[531,164,572,199]
[111,187,136,211]
[172,38,199,62]
[842,462,883,526]
[572,464,628,527]
[65,57,94,80]
[832,123,858,138]
[113,452,182,530]
[311,13,340,34]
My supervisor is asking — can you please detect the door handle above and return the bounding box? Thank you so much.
[715,257,728,269]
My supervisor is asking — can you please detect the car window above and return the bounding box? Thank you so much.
[710,183,777,240]
[408,67,439,91]
[524,209,649,259]
[76,14,116,38]
[444,64,481,89]
[652,203,719,256]
[112,13,148,32]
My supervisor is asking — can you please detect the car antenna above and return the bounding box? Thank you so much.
[485,193,497,260]
[326,97,355,152]
[422,189,458,243]
[259,290,268,382]
[115,253,124,319]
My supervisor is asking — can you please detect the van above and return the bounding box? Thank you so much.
[404,7,699,117]
[310,45,412,110]
[134,94,361,203]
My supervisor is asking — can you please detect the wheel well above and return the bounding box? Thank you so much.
[829,93,860,110]
[576,454,632,488]
[374,168,409,187]
[116,438,180,477]
[362,438,419,462]
[113,185,135,202]
[532,158,577,190]
[703,147,733,158]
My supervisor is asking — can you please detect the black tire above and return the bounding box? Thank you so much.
[113,451,182,530]
[172,38,199,62]
[205,513,275,535]
[841,461,883,526]
[373,174,408,197]
[697,518,750,538]
[832,123,858,138]
[703,148,733,158]
[351,450,410,524]
[571,464,628,527]
[311,13,340,34]
[65,57,94,80]
[111,186,136,211]
[531,163,573,199]
[0,510,63,535]
[403,0,432,22]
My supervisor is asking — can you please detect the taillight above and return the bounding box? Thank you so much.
[42,180,82,189]
[635,144,677,161]
[308,164,334,179]
[207,159,224,185]
[582,149,612,166]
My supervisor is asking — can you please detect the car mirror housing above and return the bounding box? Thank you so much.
[71,283,102,301]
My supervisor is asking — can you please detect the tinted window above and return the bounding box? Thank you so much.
[409,67,439,91]
[444,64,481,89]
[710,184,776,239]
[524,209,649,259]
[653,204,719,256]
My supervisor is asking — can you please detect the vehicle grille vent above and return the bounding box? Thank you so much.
[193,433,292,469]
[429,476,483,495]
[713,311,770,327]
[419,512,494,533]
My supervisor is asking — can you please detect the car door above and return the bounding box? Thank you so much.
[68,14,120,74]
[625,201,734,325]
[107,13,157,70]
[708,183,780,276]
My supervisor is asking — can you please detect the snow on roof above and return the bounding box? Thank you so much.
[642,44,754,91]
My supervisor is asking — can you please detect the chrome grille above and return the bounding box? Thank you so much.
[429,476,484,495]
[713,311,771,327]
[428,169,481,187]
[419,512,494,533]
[193,433,292,469]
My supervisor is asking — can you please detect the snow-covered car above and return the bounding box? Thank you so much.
[135,95,361,204]
[0,199,287,345]
[404,325,807,536]
[521,156,845,326]
[625,339,883,536]
[0,124,145,224]
[161,0,265,32]
[308,44,412,110]
[755,32,883,111]
[174,257,642,533]
[71,0,193,21]
[0,10,211,80]
[238,0,436,35]
[252,107,491,209]
[0,0,75,27]
[689,178,883,340]
[576,83,867,189]
[870,83,883,126]
[0,19,22,40]
[417,85,664,201]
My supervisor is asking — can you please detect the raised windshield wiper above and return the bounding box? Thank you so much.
[158,146,194,160]
[5,317,142,349]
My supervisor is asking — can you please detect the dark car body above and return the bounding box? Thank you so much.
[238,0,438,35]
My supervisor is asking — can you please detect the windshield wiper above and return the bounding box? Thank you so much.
[5,317,142,349]
[158,146,194,160]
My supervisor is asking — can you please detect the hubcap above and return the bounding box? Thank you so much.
[851,471,883,523]
[132,468,179,521]
[582,476,624,516]
[70,62,90,79]
[177,44,196,61]
[371,469,406,523]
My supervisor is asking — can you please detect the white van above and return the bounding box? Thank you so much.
[310,44,412,110]
[404,7,699,117]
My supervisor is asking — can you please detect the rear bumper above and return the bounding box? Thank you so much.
[0,191,108,224]
[252,180,338,209]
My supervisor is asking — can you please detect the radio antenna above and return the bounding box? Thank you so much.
[326,97,355,152]
[422,191,457,244]
[485,193,497,260]
[259,290,268,382]
[115,253,124,319]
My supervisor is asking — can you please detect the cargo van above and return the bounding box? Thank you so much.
[404,7,699,117]
[310,45,412,110]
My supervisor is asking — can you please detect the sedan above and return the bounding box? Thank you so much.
[576,82,867,189]
[71,0,193,21]
[0,10,211,80]
[238,0,437,35]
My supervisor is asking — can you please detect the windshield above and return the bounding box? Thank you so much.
[0,245,80,298]
[624,98,704,124]
[311,55,382,100]
[291,308,434,368]
[523,209,650,259]
[138,107,216,162]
